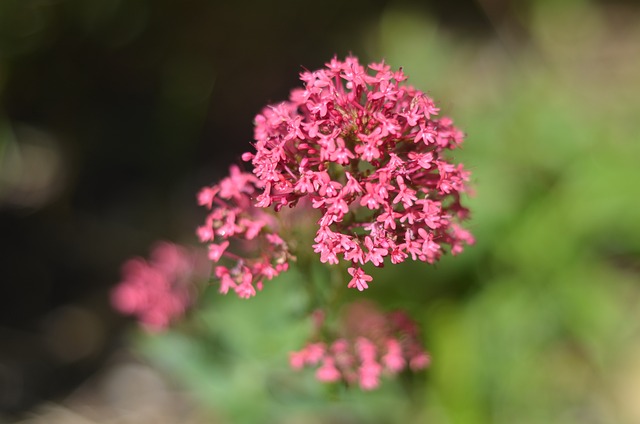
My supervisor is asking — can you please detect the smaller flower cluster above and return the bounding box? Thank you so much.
[289,301,429,390]
[111,241,207,331]
[196,165,294,298]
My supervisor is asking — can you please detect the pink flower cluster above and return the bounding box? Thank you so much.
[111,242,207,331]
[196,165,294,298]
[290,301,429,390]
[243,56,473,291]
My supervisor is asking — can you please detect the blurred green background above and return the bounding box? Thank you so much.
[1,0,640,423]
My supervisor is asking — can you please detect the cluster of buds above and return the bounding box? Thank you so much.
[290,301,429,390]
[242,55,474,291]
[111,242,207,331]
[196,165,294,298]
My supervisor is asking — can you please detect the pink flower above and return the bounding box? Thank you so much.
[244,56,472,290]
[215,266,236,294]
[197,165,294,298]
[382,339,406,373]
[316,357,341,383]
[197,186,218,208]
[450,223,475,255]
[207,241,229,262]
[289,300,430,390]
[359,360,382,390]
[196,57,471,387]
[409,352,431,371]
[111,242,208,331]
[356,337,377,362]
[347,267,373,291]
[289,351,306,370]
[304,343,326,365]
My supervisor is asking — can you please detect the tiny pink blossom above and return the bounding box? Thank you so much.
[347,267,373,291]
[215,267,237,294]
[316,357,341,383]
[196,225,214,242]
[356,337,377,363]
[382,339,406,373]
[197,186,218,208]
[409,352,431,371]
[208,241,229,262]
[304,343,326,365]
[359,360,382,390]
[289,351,306,370]
[234,283,256,299]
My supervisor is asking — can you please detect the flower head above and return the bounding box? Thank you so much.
[196,165,294,298]
[289,300,430,390]
[111,242,208,331]
[245,56,473,290]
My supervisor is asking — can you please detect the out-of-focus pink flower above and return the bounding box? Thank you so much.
[358,360,382,390]
[244,56,473,290]
[289,351,307,370]
[111,242,208,331]
[289,300,429,390]
[382,339,406,373]
[409,352,431,371]
[316,357,341,383]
